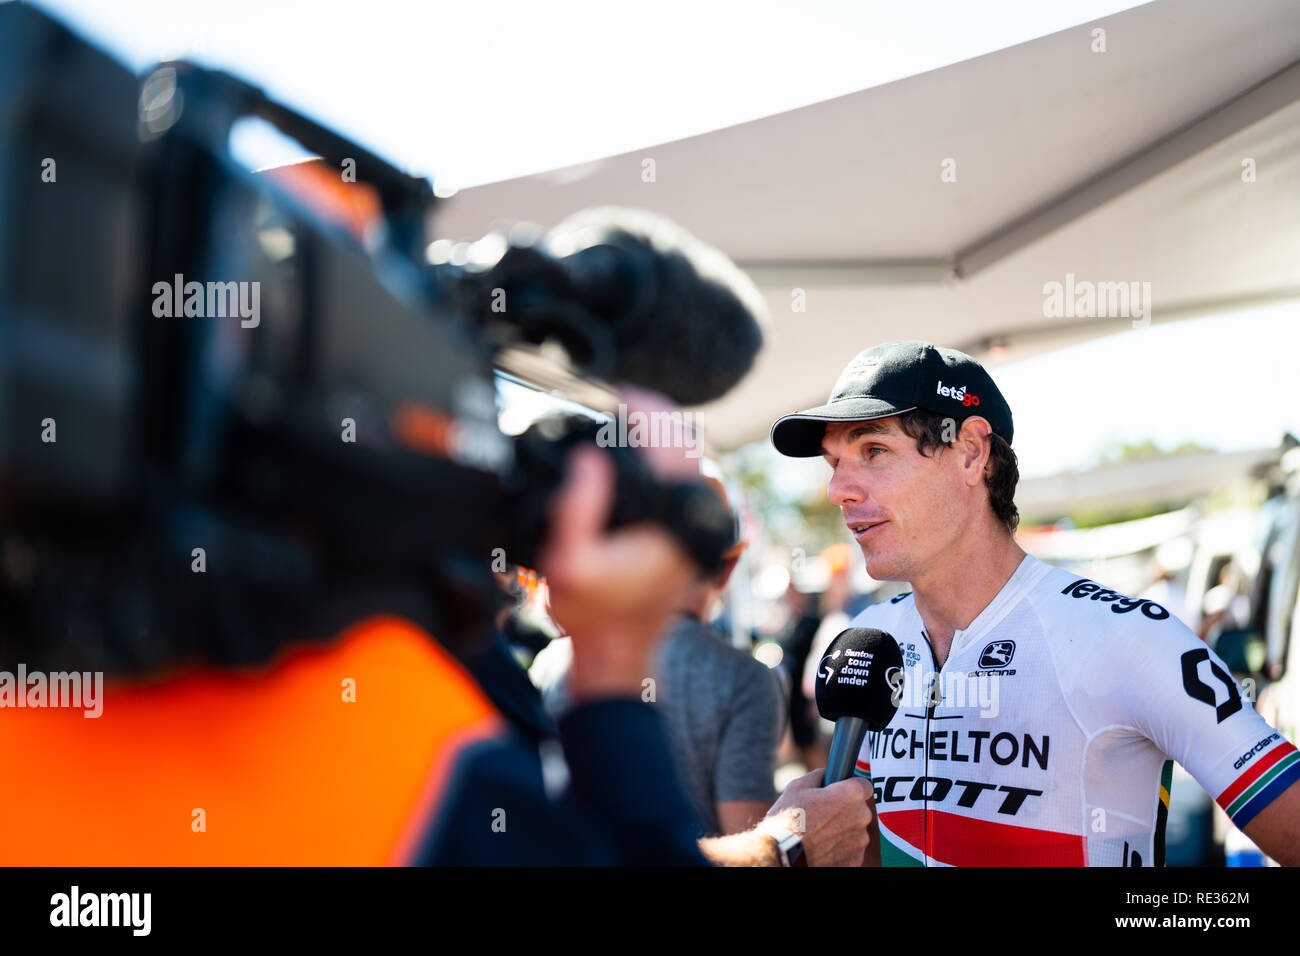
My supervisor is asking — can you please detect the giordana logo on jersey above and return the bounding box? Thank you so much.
[1233,732,1281,771]
[936,380,980,406]
[1059,579,1170,620]
[978,641,1016,669]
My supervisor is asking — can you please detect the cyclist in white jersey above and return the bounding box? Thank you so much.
[771,341,1300,866]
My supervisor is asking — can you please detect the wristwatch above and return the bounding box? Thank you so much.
[757,818,807,867]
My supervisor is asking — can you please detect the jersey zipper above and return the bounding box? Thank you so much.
[918,628,942,868]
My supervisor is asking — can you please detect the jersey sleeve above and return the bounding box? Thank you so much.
[1115,615,1300,831]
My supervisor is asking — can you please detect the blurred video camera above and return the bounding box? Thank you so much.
[0,3,765,673]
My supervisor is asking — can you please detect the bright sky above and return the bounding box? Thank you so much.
[32,0,1151,187]
[994,305,1300,478]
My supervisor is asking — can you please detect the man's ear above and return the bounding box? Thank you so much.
[958,417,994,486]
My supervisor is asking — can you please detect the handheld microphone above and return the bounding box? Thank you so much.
[814,628,904,785]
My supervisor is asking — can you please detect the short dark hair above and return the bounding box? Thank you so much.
[893,409,1020,535]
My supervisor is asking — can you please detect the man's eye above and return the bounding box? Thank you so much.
[866,446,885,458]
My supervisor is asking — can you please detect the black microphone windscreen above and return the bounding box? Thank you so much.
[814,627,903,732]
[547,207,767,406]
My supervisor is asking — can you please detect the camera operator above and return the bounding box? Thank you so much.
[0,402,871,867]
[0,5,871,865]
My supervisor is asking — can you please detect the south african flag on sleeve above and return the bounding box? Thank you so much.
[1216,738,1300,829]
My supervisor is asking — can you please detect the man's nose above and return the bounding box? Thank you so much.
[827,464,863,508]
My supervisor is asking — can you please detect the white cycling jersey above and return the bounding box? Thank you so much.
[850,553,1300,866]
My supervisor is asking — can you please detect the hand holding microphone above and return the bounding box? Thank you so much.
[761,769,874,867]
[753,629,901,866]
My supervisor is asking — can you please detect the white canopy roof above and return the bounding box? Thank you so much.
[1015,444,1283,523]
[436,0,1300,450]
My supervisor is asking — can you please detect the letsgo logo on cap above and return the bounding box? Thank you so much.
[936,380,980,407]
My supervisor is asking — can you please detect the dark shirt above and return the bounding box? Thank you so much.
[418,634,709,865]
[779,611,822,746]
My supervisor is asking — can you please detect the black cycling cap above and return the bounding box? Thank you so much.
[770,340,1014,457]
